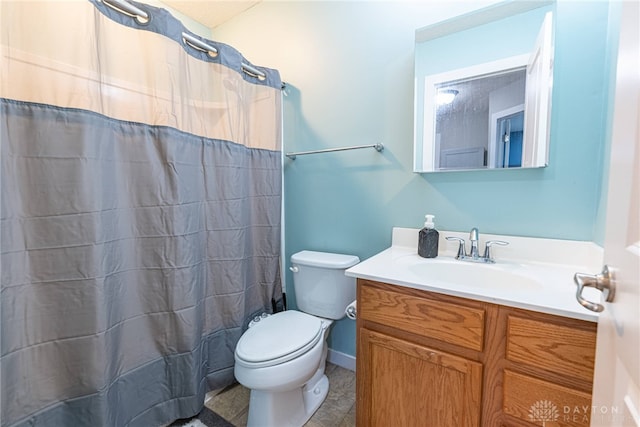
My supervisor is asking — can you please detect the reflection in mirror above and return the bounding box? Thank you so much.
[413,2,554,173]
[434,66,527,170]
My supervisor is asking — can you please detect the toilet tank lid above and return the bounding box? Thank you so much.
[290,250,360,269]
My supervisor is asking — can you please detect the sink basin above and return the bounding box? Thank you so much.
[344,231,601,322]
[398,256,543,292]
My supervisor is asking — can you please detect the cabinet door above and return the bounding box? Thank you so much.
[357,328,482,427]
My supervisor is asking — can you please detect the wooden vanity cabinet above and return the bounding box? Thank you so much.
[500,307,597,427]
[356,279,597,427]
[356,280,487,427]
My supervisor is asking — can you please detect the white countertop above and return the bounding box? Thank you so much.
[345,228,602,322]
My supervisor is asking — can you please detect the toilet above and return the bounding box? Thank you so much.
[234,250,359,427]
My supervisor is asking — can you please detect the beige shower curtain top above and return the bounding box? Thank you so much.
[1,1,281,151]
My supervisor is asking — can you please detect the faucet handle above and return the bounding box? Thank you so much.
[446,236,467,259]
[483,240,509,262]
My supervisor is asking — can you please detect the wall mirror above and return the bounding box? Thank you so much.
[413,2,554,173]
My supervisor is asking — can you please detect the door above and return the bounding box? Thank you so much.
[493,109,525,168]
[357,328,482,427]
[589,2,639,426]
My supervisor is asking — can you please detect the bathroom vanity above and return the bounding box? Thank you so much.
[346,228,601,427]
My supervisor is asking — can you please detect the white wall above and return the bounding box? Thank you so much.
[156,0,212,38]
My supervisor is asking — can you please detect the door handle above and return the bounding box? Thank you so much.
[574,265,615,313]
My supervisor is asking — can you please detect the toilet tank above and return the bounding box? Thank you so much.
[290,250,360,320]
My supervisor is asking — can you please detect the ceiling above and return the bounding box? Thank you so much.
[161,1,260,29]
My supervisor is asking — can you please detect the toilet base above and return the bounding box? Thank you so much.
[303,373,329,418]
[246,373,329,427]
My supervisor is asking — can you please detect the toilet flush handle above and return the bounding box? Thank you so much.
[289,266,299,273]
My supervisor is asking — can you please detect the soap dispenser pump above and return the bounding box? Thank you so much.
[418,214,439,258]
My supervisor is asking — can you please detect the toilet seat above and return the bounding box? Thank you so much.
[235,311,323,369]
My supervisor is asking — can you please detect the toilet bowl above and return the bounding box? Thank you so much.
[233,250,359,427]
[235,310,330,392]
[235,311,333,426]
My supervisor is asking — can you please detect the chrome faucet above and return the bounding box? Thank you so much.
[446,228,509,263]
[468,227,480,259]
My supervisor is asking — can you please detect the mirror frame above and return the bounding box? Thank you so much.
[413,1,555,173]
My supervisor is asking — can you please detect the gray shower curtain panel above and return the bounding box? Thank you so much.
[0,1,283,426]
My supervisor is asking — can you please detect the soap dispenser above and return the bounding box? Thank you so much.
[418,214,439,258]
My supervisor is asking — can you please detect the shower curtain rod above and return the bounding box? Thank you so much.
[285,143,384,160]
[101,0,267,80]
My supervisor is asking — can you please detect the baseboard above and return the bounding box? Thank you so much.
[327,349,356,372]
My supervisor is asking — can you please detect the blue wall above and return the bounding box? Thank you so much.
[214,1,617,358]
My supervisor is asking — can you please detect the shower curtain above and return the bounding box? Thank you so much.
[0,1,282,426]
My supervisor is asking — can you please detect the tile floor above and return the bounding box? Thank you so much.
[205,363,356,427]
